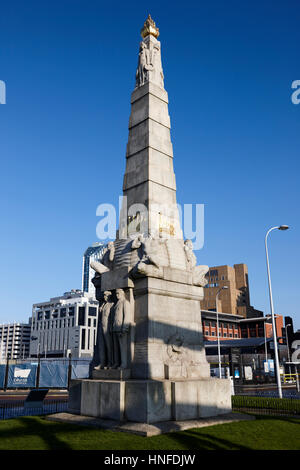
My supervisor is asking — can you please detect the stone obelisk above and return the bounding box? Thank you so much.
[69,15,231,424]
[119,15,182,242]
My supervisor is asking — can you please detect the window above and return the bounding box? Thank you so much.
[88,307,97,317]
[210,269,218,277]
[60,308,66,318]
[81,329,86,350]
[69,307,75,316]
[78,307,85,326]
[45,310,50,320]
[241,328,248,338]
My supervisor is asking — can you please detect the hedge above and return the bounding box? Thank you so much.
[232,395,300,414]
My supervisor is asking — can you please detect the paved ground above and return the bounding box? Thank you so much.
[46,412,255,437]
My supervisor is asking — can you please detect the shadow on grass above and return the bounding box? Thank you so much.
[0,416,251,451]
[253,414,300,424]
[160,428,251,450]
[0,417,74,450]
[1,414,299,450]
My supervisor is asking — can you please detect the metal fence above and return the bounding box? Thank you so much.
[0,398,68,420]
[233,384,300,399]
[232,394,300,416]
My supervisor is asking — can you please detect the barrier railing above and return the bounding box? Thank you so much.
[0,398,68,420]
[232,395,300,416]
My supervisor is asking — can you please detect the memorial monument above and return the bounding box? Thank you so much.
[69,15,231,424]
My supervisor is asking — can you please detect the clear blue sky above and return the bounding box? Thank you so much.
[0,1,299,329]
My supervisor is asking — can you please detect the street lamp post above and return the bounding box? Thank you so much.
[265,225,289,399]
[215,286,229,379]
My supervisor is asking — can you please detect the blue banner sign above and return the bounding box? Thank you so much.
[39,361,68,388]
[71,361,90,379]
[0,365,6,388]
[7,363,37,388]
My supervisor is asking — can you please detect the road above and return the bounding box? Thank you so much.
[0,389,68,401]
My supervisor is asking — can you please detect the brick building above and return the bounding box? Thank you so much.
[201,310,284,343]
[202,264,263,318]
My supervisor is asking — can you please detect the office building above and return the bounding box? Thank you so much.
[82,243,105,296]
[0,323,31,360]
[30,289,99,358]
[202,264,263,318]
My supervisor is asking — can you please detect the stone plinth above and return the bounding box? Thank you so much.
[69,379,126,421]
[68,377,231,424]
[92,368,131,380]
[131,273,210,381]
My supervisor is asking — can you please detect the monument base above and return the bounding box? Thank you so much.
[68,377,231,424]
[47,412,254,437]
[92,368,131,380]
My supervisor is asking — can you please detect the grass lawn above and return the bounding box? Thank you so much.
[0,415,299,450]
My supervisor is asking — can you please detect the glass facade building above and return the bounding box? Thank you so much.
[82,243,105,296]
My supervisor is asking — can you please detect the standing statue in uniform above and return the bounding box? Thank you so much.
[94,290,114,369]
[111,289,131,369]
